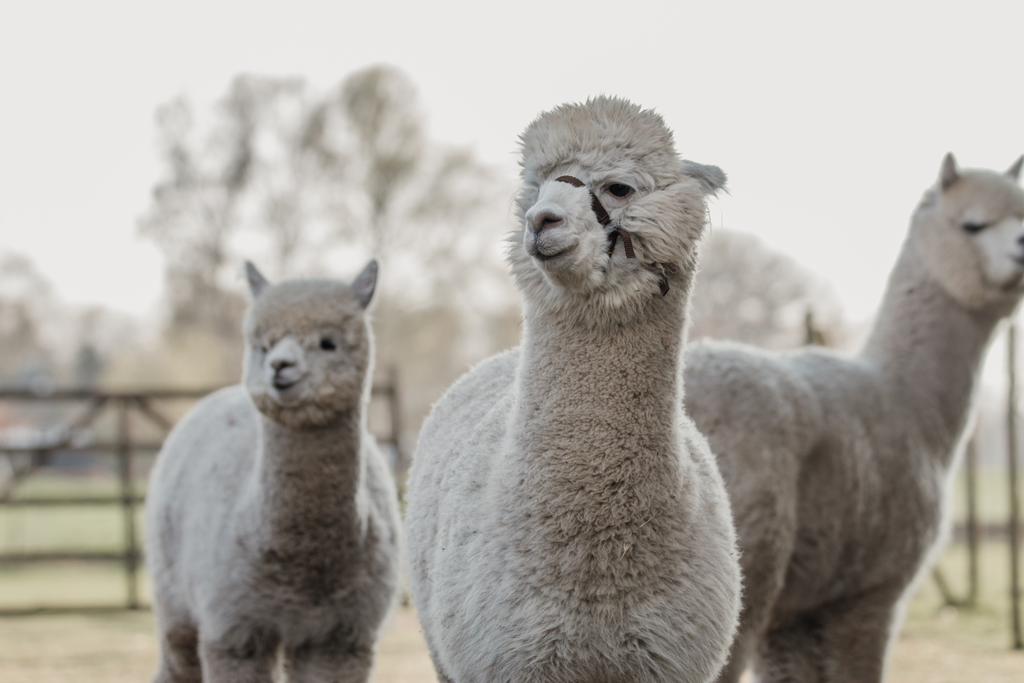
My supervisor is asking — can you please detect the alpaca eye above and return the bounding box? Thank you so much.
[607,184,633,198]
[962,221,987,234]
[320,338,336,351]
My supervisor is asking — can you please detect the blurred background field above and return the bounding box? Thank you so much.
[0,466,1020,681]
[0,559,1022,683]
[0,550,1022,683]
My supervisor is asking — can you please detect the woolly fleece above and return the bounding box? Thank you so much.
[146,261,401,683]
[406,97,742,683]
[686,155,1024,683]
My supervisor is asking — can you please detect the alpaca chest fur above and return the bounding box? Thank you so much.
[500,317,690,555]
[239,418,379,600]
[411,347,739,682]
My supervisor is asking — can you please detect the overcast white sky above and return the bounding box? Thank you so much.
[2,1,1024,329]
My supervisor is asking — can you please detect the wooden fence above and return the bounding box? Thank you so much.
[0,371,403,616]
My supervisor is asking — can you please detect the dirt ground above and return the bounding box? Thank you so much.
[0,606,1021,683]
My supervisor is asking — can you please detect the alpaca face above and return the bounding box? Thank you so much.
[914,155,1024,311]
[520,170,647,293]
[241,262,376,430]
[971,213,1024,289]
[509,97,722,317]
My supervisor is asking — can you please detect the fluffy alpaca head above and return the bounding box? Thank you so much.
[509,96,725,322]
[912,153,1024,313]
[241,260,378,430]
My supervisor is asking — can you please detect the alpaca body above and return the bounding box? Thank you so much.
[687,156,1024,683]
[147,262,401,683]
[411,335,737,682]
[406,97,741,683]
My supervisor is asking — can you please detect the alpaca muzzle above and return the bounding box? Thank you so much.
[554,175,669,296]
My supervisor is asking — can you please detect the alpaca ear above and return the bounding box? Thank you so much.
[940,153,959,190]
[680,160,727,196]
[245,261,271,298]
[1007,155,1024,181]
[352,259,379,309]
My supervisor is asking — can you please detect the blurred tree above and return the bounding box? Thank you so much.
[689,229,845,350]
[140,64,497,302]
[0,253,58,389]
[0,252,143,392]
[137,65,518,450]
[138,82,259,354]
[71,306,125,388]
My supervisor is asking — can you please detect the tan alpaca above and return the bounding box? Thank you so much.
[686,154,1024,682]
[405,97,742,683]
[146,261,401,683]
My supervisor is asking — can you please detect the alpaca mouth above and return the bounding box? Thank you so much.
[272,375,302,391]
[527,234,577,262]
[533,245,575,262]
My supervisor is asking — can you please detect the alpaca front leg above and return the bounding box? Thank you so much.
[717,467,798,683]
[753,620,823,683]
[815,591,899,683]
[286,640,375,683]
[755,591,898,683]
[199,636,279,683]
[153,623,202,683]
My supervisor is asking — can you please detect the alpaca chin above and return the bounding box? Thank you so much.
[251,392,339,430]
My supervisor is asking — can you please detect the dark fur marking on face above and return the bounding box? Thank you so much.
[554,175,670,297]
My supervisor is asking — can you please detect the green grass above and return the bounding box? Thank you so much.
[0,562,152,610]
[1,472,148,610]
[0,507,145,555]
[0,473,146,555]
[948,469,1022,526]
[903,540,1021,648]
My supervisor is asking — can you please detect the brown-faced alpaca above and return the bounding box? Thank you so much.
[686,154,1024,683]
[145,261,401,683]
[405,97,742,683]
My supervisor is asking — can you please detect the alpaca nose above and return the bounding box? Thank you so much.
[268,343,303,389]
[271,357,294,372]
[526,208,565,234]
[266,336,304,382]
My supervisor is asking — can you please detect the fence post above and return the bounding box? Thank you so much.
[1008,322,1022,649]
[965,434,979,607]
[387,366,405,483]
[118,398,139,610]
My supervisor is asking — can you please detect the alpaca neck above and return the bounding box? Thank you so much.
[248,411,368,554]
[506,297,688,534]
[860,237,1001,460]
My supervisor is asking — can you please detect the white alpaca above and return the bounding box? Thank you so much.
[145,260,401,683]
[685,154,1024,683]
[405,97,742,683]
